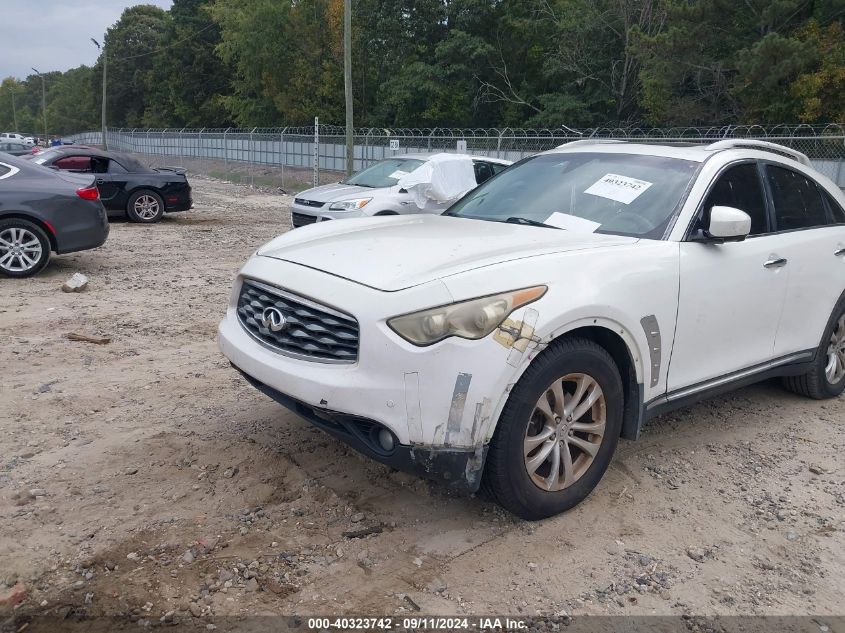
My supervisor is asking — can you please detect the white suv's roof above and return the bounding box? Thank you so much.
[550,139,810,166]
[393,152,511,165]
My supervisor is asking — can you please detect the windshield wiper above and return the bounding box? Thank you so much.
[504,216,561,229]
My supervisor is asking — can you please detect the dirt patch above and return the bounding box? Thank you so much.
[1,177,843,630]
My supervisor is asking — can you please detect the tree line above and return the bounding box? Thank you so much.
[1,0,843,136]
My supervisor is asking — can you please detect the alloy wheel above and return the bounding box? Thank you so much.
[825,315,845,384]
[523,373,607,491]
[134,195,160,220]
[0,227,43,273]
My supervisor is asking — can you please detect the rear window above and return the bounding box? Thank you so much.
[822,188,845,224]
[765,165,829,231]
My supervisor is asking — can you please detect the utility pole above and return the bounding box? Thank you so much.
[31,68,47,141]
[343,0,353,177]
[91,38,108,149]
[11,89,18,131]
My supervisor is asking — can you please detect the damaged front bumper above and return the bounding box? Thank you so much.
[234,364,488,493]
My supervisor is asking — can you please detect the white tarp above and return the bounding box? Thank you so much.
[397,153,477,211]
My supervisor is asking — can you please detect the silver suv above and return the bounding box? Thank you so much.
[290,153,510,228]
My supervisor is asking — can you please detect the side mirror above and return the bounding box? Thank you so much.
[702,206,751,242]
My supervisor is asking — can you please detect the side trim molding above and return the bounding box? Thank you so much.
[644,350,815,421]
[640,315,662,388]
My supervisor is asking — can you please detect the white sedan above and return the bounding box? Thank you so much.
[219,139,845,520]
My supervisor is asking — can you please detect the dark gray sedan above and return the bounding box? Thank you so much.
[0,154,109,277]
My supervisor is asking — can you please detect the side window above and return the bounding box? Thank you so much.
[54,156,92,172]
[701,163,768,235]
[0,165,10,178]
[473,161,495,185]
[764,165,828,231]
[821,188,845,224]
[491,162,508,175]
[108,160,128,174]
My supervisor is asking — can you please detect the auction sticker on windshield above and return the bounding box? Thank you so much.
[584,173,652,204]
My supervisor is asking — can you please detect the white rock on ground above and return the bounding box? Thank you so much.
[61,273,89,293]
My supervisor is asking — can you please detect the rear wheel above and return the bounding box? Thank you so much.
[0,219,50,278]
[783,299,845,399]
[126,190,164,223]
[483,337,623,520]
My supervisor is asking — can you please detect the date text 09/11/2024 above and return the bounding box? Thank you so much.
[305,617,528,630]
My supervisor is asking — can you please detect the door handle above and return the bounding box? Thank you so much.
[763,257,788,269]
[835,248,845,257]
[96,179,105,185]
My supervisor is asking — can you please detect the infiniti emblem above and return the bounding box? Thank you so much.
[261,307,288,332]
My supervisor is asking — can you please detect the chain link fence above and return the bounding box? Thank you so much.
[69,123,845,193]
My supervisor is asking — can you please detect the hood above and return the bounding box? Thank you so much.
[295,182,384,203]
[257,215,637,291]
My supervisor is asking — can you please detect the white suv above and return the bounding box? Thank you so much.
[219,140,845,520]
[290,153,510,228]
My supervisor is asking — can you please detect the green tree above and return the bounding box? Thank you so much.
[96,4,170,127]
[143,0,233,127]
[46,66,98,134]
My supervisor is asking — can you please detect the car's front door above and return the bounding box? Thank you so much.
[762,163,845,358]
[94,158,130,208]
[668,162,793,392]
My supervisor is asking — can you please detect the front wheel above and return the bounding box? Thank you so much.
[783,299,845,399]
[483,337,623,520]
[0,218,51,278]
[126,190,165,223]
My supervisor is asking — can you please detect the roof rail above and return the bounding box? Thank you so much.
[705,139,811,166]
[555,139,628,149]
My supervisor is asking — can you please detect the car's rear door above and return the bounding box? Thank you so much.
[763,162,845,358]
[668,162,792,391]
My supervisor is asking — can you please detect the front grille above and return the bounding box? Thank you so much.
[237,280,359,363]
[291,212,318,228]
[294,198,324,208]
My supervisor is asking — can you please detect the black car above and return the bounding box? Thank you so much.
[30,147,192,223]
[0,154,109,278]
[0,141,33,156]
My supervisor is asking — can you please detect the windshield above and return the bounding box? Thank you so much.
[446,152,700,238]
[30,149,62,164]
[344,157,425,188]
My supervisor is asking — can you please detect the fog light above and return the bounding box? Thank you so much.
[377,428,395,452]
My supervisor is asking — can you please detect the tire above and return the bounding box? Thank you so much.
[126,190,165,223]
[0,218,51,278]
[782,298,845,399]
[483,337,624,520]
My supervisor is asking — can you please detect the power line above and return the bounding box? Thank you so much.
[108,22,216,64]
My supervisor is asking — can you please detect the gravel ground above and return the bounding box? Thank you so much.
[1,177,843,630]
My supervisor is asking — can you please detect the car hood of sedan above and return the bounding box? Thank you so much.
[294,182,383,203]
[258,215,637,291]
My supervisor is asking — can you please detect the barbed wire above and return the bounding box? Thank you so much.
[92,123,845,138]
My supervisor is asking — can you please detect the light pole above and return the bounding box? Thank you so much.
[343,0,353,177]
[31,68,47,141]
[91,38,107,149]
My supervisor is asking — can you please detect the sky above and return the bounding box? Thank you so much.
[1,0,173,80]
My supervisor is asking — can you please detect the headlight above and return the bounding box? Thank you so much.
[388,286,547,346]
[329,198,372,211]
